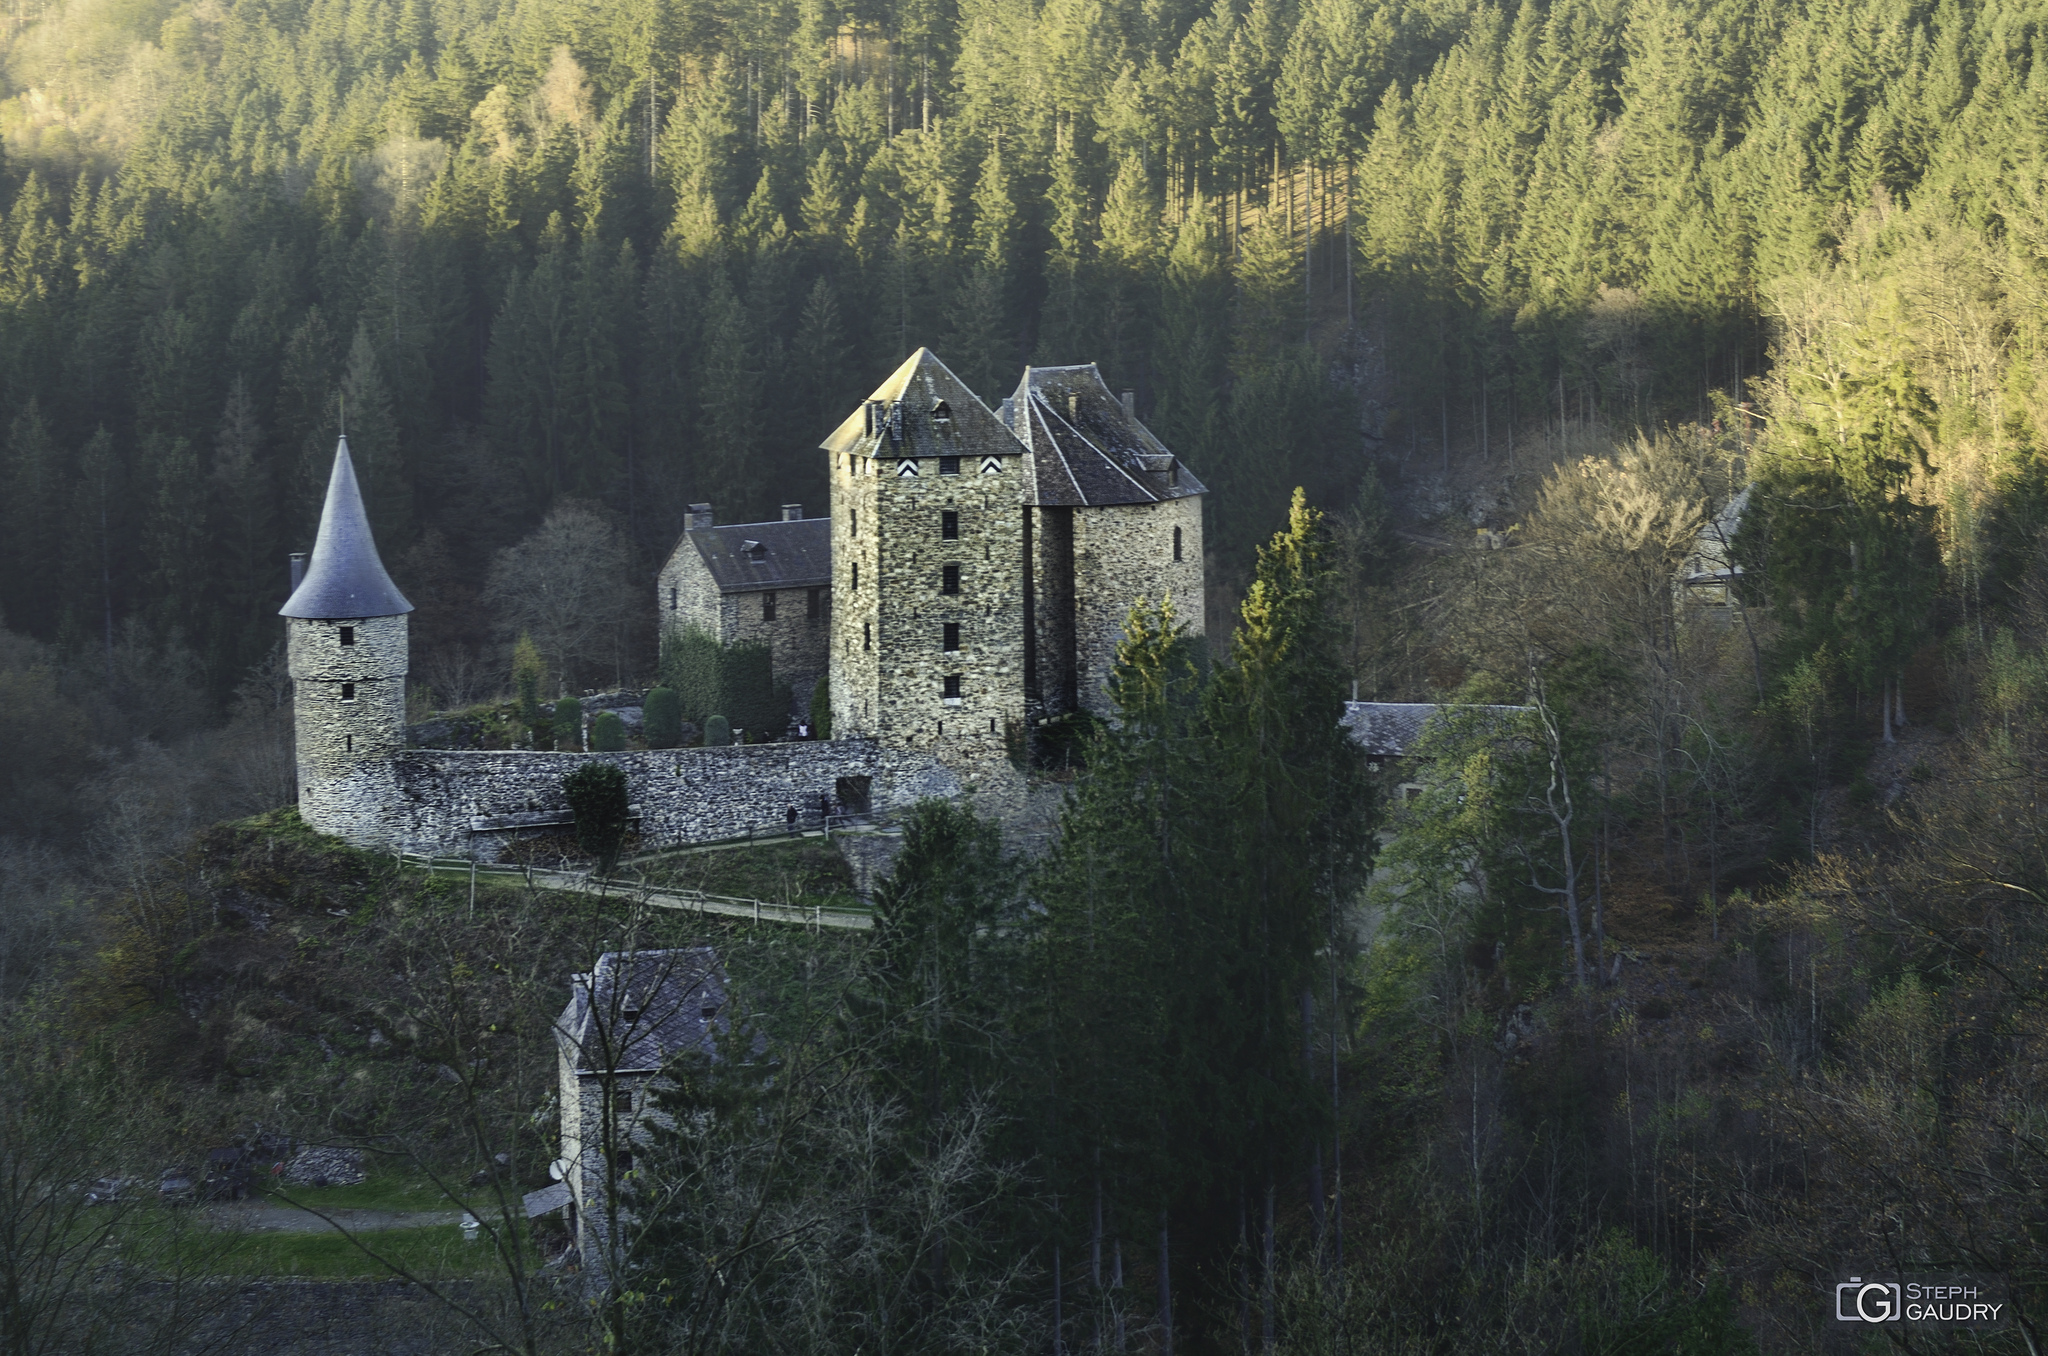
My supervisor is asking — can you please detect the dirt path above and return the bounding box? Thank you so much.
[203,1199,465,1234]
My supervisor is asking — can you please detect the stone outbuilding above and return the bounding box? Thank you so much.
[554,947,729,1289]
[656,504,831,717]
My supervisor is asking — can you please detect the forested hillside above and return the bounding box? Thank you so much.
[11,0,2048,1349]
[4,0,2046,702]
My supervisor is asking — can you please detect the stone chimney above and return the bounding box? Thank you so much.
[289,552,308,592]
[781,504,803,522]
[688,504,714,530]
[1121,389,1136,418]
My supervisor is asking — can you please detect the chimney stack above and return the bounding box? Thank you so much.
[781,504,803,522]
[289,552,308,592]
[687,503,714,530]
[1121,389,1136,418]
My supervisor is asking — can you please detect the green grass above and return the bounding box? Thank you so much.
[198,1223,518,1280]
[631,836,861,905]
[260,1170,485,1214]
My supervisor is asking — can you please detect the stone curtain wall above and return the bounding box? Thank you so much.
[290,613,410,844]
[1072,497,1205,720]
[381,738,963,857]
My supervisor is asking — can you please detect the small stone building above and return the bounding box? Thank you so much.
[554,947,728,1289]
[656,504,831,716]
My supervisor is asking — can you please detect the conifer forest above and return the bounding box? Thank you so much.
[8,0,2048,1348]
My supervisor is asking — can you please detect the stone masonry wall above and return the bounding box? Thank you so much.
[870,453,1028,766]
[290,614,409,847]
[829,449,884,739]
[659,540,830,717]
[1027,505,1077,716]
[1072,496,1205,720]
[378,738,962,857]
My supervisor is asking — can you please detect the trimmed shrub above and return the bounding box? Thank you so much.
[661,624,723,724]
[704,714,731,747]
[590,710,626,751]
[719,642,783,739]
[562,763,630,873]
[554,697,583,749]
[644,687,682,749]
[808,673,831,739]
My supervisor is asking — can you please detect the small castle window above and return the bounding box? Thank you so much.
[669,586,678,612]
[807,587,822,620]
[941,511,959,540]
[864,622,873,651]
[1173,526,1183,561]
[852,562,859,591]
[346,735,353,752]
[943,674,963,701]
[763,592,777,621]
[941,565,961,595]
[851,510,857,535]
[339,626,355,646]
[932,400,953,433]
[940,456,960,475]
[340,682,356,702]
[943,622,960,652]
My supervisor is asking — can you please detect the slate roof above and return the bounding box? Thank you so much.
[686,517,830,594]
[281,437,413,620]
[1682,485,1750,585]
[819,348,1025,464]
[1004,365,1206,508]
[1342,702,1532,757]
[557,948,728,1076]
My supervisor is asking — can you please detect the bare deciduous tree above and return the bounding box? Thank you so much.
[483,500,637,694]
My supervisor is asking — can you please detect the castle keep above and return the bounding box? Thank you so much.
[284,349,1208,857]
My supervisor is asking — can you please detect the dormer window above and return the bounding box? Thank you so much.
[701,1004,719,1019]
[621,997,641,1021]
[743,539,764,559]
[339,626,355,646]
[931,400,953,433]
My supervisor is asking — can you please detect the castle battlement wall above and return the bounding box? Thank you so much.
[373,739,966,857]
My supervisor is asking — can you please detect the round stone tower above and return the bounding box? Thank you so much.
[280,437,414,847]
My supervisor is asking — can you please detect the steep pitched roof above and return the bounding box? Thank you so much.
[682,517,831,594]
[1004,365,1206,508]
[819,348,1024,463]
[556,948,728,1076]
[280,437,414,620]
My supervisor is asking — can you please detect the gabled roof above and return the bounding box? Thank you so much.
[556,948,728,1076]
[1005,365,1206,508]
[819,348,1024,464]
[1342,702,1531,757]
[281,437,413,620]
[678,517,831,594]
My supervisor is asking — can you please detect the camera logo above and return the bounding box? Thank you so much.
[1836,1277,1901,1323]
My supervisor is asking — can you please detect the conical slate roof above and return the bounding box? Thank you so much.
[280,437,413,619]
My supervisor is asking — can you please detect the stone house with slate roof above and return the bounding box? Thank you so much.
[554,947,729,1287]
[656,503,832,715]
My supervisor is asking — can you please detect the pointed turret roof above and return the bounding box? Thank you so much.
[819,348,1024,462]
[280,437,414,619]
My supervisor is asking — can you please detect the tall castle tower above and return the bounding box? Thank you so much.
[281,437,414,845]
[821,349,1028,766]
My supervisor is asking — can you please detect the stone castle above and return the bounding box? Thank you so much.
[283,349,1208,858]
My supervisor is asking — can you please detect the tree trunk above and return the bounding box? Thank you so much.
[1261,1179,1276,1352]
[1157,1210,1173,1356]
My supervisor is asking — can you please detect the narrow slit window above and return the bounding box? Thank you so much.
[851,510,858,535]
[943,674,963,699]
[340,682,356,702]
[338,625,355,646]
[1173,525,1183,561]
[864,622,872,651]
[669,586,678,612]
[852,562,859,591]
[943,622,960,652]
[763,592,777,621]
[807,587,822,619]
[941,564,961,595]
[346,734,353,752]
[941,510,959,539]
